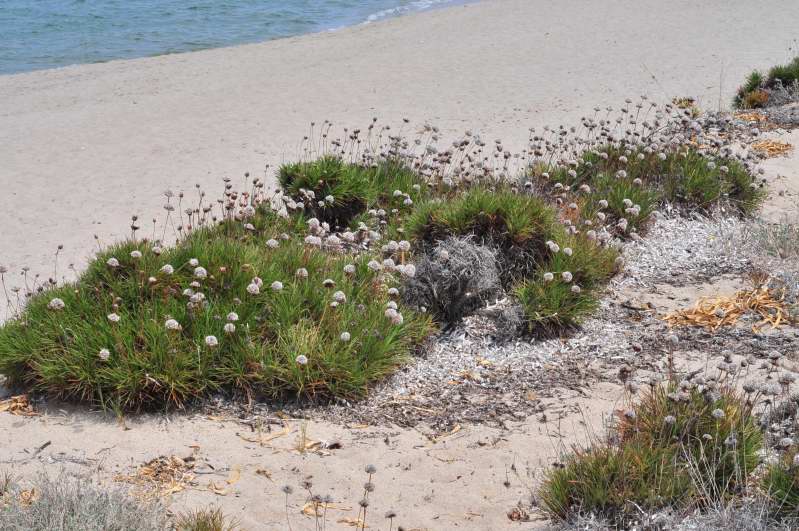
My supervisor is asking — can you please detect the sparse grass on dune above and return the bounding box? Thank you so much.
[0,204,431,410]
[175,507,240,531]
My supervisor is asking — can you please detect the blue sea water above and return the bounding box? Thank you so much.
[0,0,465,75]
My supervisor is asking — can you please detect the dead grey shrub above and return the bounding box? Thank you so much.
[554,502,796,531]
[747,216,799,261]
[0,471,167,531]
[403,236,502,326]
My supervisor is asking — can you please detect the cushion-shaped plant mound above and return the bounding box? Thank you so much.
[735,56,799,109]
[405,187,618,332]
[538,144,764,236]
[405,187,560,286]
[0,207,432,411]
[539,379,763,524]
[539,439,691,525]
[278,156,427,230]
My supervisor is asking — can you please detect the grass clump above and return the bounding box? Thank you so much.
[0,472,167,531]
[539,145,764,237]
[764,449,799,519]
[406,187,560,286]
[405,187,618,332]
[539,378,763,525]
[735,57,799,109]
[0,204,431,411]
[278,156,426,229]
[175,507,240,531]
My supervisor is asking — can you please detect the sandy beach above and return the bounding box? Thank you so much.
[2,1,799,530]
[2,0,799,291]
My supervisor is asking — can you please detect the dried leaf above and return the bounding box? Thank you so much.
[0,395,37,416]
[338,516,367,527]
[226,466,241,485]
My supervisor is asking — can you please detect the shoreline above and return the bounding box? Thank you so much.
[2,0,799,306]
[0,0,474,78]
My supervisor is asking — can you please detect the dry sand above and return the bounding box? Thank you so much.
[3,1,799,529]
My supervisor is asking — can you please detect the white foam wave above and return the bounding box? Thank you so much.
[364,0,458,24]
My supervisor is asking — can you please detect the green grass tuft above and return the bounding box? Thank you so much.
[279,157,427,229]
[175,507,240,531]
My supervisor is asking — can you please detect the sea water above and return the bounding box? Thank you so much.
[0,0,465,75]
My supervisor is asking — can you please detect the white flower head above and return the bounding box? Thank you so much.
[563,247,573,256]
[152,246,163,255]
[571,284,581,294]
[194,266,208,279]
[99,348,111,361]
[224,323,236,334]
[711,408,725,420]
[398,240,411,253]
[160,264,174,275]
[367,260,382,272]
[130,250,142,259]
[189,258,199,267]
[271,281,284,292]
[561,271,573,283]
[400,264,416,278]
[343,264,356,275]
[205,335,218,348]
[106,257,120,268]
[340,332,351,342]
[246,283,260,295]
[332,291,346,303]
[47,298,65,311]
[543,272,554,282]
[107,313,121,323]
[165,318,182,331]
[387,287,400,297]
[266,239,279,249]
[295,354,308,365]
[295,268,309,279]
[226,311,239,322]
